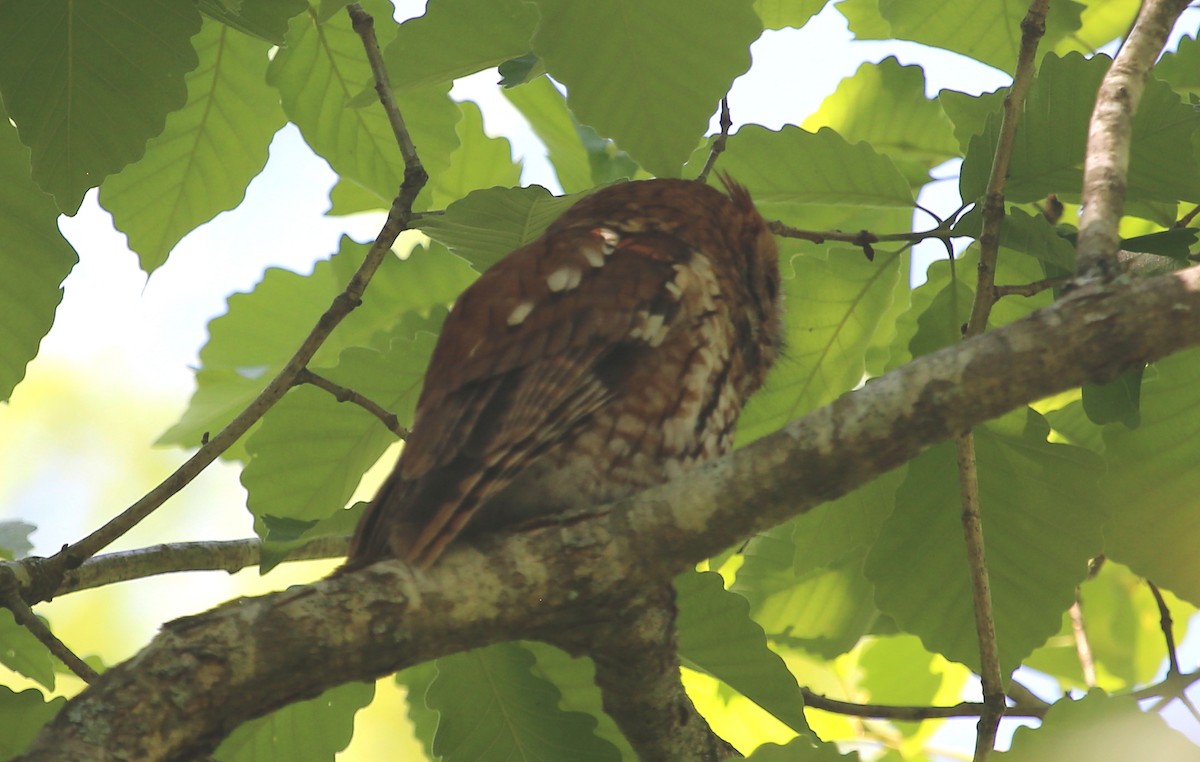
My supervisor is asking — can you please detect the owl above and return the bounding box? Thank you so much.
[347,176,783,568]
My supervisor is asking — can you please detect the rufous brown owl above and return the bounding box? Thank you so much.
[347,176,783,568]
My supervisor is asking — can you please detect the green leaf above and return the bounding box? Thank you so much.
[675,571,813,737]
[383,0,539,90]
[395,661,439,759]
[198,0,307,45]
[1121,228,1198,262]
[428,643,620,761]
[836,0,892,41]
[0,520,35,560]
[953,206,1076,270]
[791,468,902,576]
[865,409,1106,675]
[697,126,914,219]
[859,635,942,708]
[960,53,1200,205]
[1026,560,1192,689]
[746,736,859,761]
[753,0,826,30]
[0,104,77,403]
[735,245,905,446]
[899,244,1054,365]
[498,53,544,88]
[503,77,594,193]
[530,0,761,176]
[1155,32,1200,98]
[1052,0,1140,58]
[417,185,583,271]
[525,643,636,760]
[214,681,373,762]
[100,20,285,273]
[803,57,959,184]
[995,690,1198,761]
[938,87,1007,155]
[242,327,438,524]
[1098,348,1200,605]
[0,687,66,761]
[429,100,522,208]
[734,523,880,659]
[159,240,475,453]
[877,0,1084,72]
[0,0,201,212]
[0,609,55,690]
[1081,368,1143,428]
[257,502,363,572]
[268,1,459,209]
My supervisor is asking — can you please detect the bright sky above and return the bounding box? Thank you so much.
[5,1,1200,755]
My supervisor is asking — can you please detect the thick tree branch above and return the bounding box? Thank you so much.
[18,264,1200,761]
[1075,0,1193,281]
[553,587,738,760]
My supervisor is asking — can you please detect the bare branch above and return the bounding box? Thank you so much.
[959,3,1052,758]
[1069,600,1097,688]
[800,689,1047,721]
[54,537,347,597]
[20,263,1200,761]
[296,369,409,438]
[1147,580,1180,675]
[993,276,1072,298]
[967,0,1048,337]
[0,586,97,683]
[1076,0,1194,281]
[954,432,1006,761]
[347,3,420,169]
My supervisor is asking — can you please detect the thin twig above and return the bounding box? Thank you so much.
[1,1,428,609]
[799,689,1048,721]
[348,4,420,169]
[1075,0,1194,281]
[994,276,1072,298]
[1,587,98,683]
[957,5,1050,759]
[966,0,1049,337]
[1175,204,1200,229]
[1147,580,1180,675]
[695,97,732,184]
[297,368,409,438]
[56,537,348,597]
[1069,600,1097,688]
[954,433,1006,761]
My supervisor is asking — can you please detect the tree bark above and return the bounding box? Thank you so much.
[18,264,1200,761]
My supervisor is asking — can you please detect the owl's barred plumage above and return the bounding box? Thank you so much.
[347,176,783,568]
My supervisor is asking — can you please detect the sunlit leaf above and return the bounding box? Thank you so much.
[429,643,620,761]
[100,20,285,273]
[215,682,373,761]
[0,105,77,404]
[866,409,1106,675]
[530,0,760,176]
[0,0,201,212]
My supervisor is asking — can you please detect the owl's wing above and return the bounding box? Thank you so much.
[348,225,713,568]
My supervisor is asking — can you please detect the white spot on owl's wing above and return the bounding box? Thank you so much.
[507,301,535,326]
[547,266,583,292]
